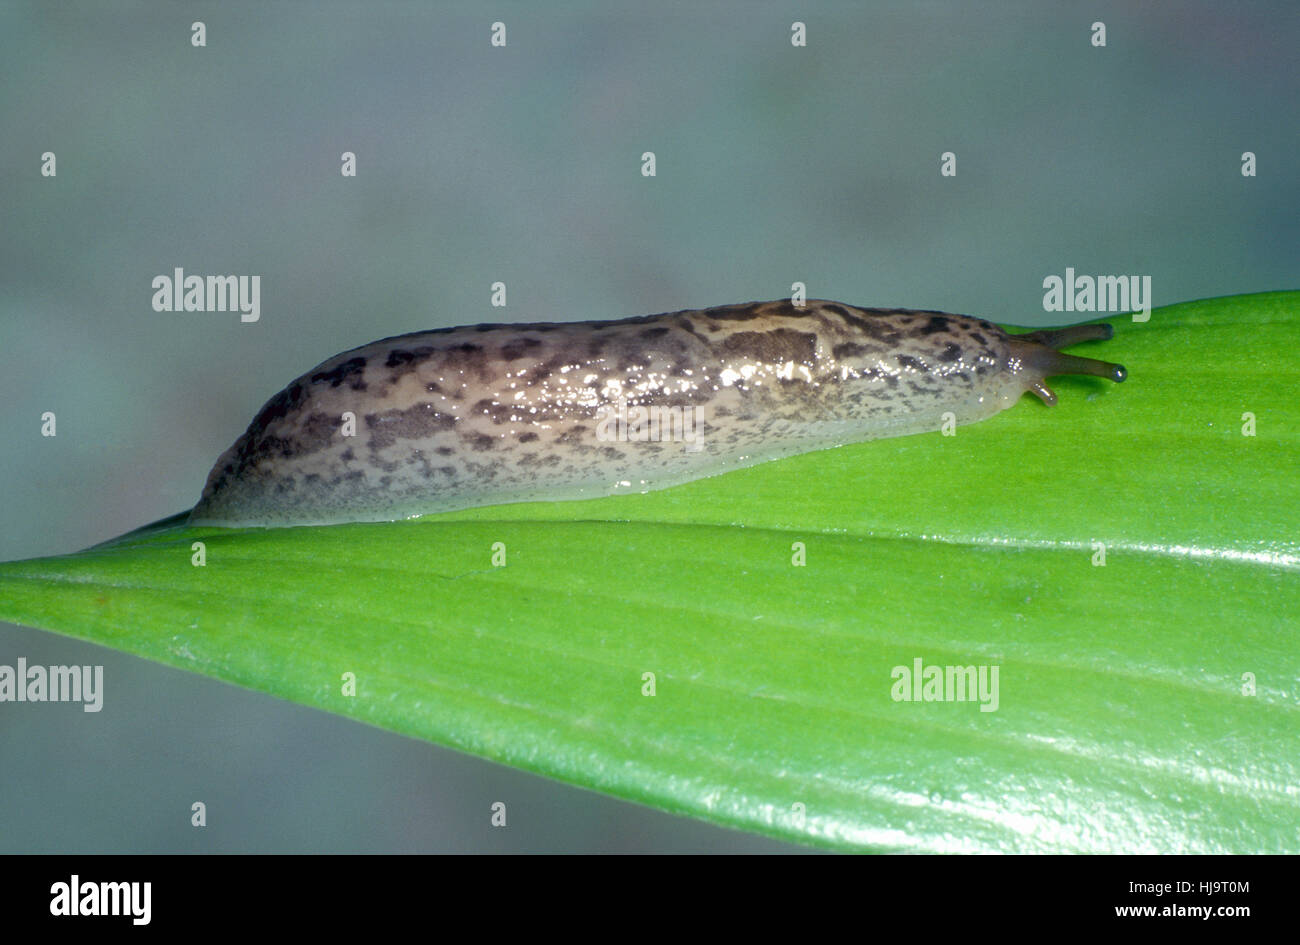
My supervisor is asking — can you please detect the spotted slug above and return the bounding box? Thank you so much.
[189,299,1126,527]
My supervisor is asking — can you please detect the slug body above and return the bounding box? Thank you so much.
[190,299,1125,527]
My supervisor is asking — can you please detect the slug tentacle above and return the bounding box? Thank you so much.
[1006,324,1127,406]
[1015,323,1114,349]
[190,299,1130,527]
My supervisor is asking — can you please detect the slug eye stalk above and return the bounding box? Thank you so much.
[1007,323,1127,406]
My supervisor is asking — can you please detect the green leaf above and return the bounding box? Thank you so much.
[2,291,1297,852]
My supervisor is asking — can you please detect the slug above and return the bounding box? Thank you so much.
[189,299,1126,527]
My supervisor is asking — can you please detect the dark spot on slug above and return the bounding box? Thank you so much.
[385,346,435,369]
[535,354,572,377]
[677,319,711,345]
[860,368,899,389]
[834,309,904,345]
[616,355,648,372]
[311,357,367,389]
[517,451,563,469]
[364,403,457,450]
[919,316,952,336]
[471,397,523,425]
[518,431,540,443]
[833,342,869,360]
[297,412,341,454]
[937,343,962,362]
[243,381,305,437]
[464,432,497,451]
[444,342,496,382]
[708,303,772,322]
[500,337,543,361]
[719,328,817,365]
[897,355,928,373]
[261,435,295,460]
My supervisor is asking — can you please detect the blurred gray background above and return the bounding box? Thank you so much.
[1,1,1296,852]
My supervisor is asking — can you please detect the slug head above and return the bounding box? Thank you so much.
[1004,323,1127,406]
